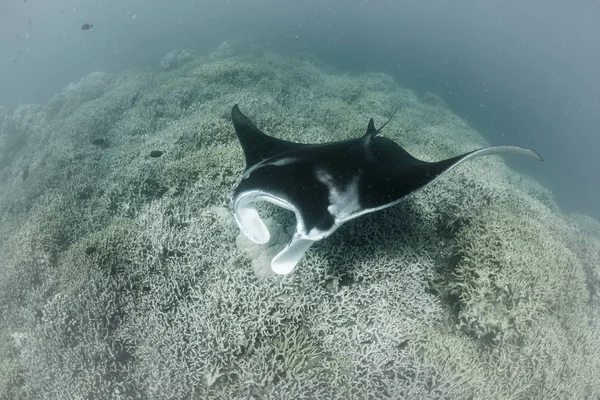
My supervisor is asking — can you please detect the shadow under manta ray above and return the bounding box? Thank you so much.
[230,104,543,275]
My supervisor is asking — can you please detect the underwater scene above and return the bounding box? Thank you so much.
[1,1,599,400]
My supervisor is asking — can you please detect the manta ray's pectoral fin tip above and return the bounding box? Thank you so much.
[442,146,543,180]
[479,145,544,162]
[271,237,316,275]
[530,149,544,162]
[231,104,243,122]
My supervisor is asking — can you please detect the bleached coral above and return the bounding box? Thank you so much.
[160,49,194,71]
[0,42,598,399]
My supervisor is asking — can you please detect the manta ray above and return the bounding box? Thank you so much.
[231,104,542,275]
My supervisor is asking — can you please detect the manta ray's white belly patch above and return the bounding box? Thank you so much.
[315,167,362,223]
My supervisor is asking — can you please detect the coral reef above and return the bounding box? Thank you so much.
[160,49,194,72]
[0,41,598,399]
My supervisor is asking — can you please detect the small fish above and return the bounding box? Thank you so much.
[91,138,107,147]
[130,91,140,106]
[81,23,93,31]
[22,166,29,180]
[85,246,97,255]
[149,150,164,158]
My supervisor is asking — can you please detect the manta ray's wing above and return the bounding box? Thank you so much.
[356,140,544,214]
[231,104,309,170]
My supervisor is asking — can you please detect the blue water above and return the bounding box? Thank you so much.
[1,0,598,216]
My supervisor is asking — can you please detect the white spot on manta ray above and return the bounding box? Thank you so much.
[315,167,362,222]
